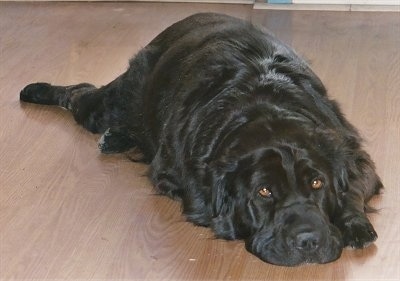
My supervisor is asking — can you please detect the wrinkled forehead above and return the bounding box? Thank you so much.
[248,145,328,186]
[248,147,289,183]
[253,144,314,169]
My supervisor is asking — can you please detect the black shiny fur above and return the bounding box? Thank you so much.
[20,13,382,266]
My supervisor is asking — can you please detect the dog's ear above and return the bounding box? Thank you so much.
[211,197,236,240]
[333,136,383,211]
[208,159,238,240]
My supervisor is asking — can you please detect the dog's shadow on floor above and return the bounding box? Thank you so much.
[19,101,77,129]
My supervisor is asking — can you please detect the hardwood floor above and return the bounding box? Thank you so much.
[1,2,399,280]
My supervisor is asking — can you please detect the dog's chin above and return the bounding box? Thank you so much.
[245,225,344,266]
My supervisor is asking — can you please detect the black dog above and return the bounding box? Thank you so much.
[20,13,382,266]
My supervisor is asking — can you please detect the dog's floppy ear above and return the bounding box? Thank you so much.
[333,136,383,211]
[208,158,238,240]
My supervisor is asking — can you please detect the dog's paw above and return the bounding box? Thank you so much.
[98,128,135,154]
[20,83,57,105]
[340,216,377,249]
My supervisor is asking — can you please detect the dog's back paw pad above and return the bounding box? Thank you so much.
[98,128,135,154]
[20,83,56,105]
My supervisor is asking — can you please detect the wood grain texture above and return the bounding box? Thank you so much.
[0,2,399,280]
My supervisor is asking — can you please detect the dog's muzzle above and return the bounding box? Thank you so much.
[245,203,343,266]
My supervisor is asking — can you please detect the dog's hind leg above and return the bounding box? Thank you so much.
[20,80,138,154]
[21,82,109,133]
[20,45,161,157]
[20,82,92,108]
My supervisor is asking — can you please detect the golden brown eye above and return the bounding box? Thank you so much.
[311,178,324,189]
[258,187,272,198]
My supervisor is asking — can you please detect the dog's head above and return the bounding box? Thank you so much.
[208,116,347,266]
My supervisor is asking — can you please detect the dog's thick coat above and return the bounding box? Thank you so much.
[20,13,382,266]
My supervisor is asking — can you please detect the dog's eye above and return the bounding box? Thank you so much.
[258,187,272,198]
[311,178,324,190]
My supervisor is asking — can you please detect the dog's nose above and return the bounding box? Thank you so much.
[294,231,320,252]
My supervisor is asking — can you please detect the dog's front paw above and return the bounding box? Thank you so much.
[340,216,377,248]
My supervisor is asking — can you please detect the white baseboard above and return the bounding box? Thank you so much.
[254,2,400,11]
[293,0,399,5]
